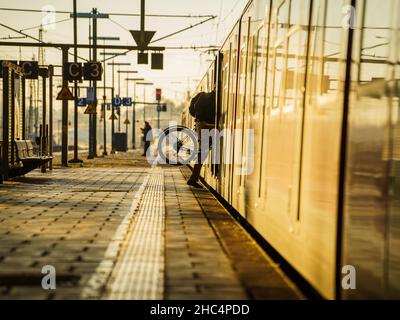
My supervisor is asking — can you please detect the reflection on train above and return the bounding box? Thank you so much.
[182,0,400,299]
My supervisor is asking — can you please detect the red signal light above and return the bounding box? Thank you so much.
[156,88,162,102]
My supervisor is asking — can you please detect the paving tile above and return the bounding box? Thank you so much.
[0,151,302,300]
[0,159,147,300]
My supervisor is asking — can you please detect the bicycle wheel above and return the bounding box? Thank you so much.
[157,125,198,165]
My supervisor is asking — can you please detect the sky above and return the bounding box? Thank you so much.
[0,0,249,103]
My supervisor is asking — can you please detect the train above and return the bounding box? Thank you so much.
[181,0,400,299]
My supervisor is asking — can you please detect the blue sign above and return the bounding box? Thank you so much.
[86,87,95,102]
[122,97,132,106]
[112,96,122,107]
[77,98,87,106]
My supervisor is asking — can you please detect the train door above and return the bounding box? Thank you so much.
[298,0,351,299]
[204,66,217,187]
[227,26,240,205]
[257,0,273,204]
[341,0,400,299]
[244,16,269,219]
[263,0,311,233]
[220,42,232,199]
[239,0,272,222]
[231,5,253,214]
[211,52,223,187]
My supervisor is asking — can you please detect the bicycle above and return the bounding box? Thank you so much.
[157,124,199,165]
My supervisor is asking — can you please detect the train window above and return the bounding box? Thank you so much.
[221,43,231,181]
[322,0,347,94]
[237,13,251,186]
[254,26,267,114]
[283,0,310,109]
[306,0,326,98]
[258,1,273,197]
[229,34,237,124]
[276,0,289,40]
[247,34,256,115]
[358,0,392,83]
[222,49,230,117]
[270,0,290,109]
[290,0,310,26]
[284,31,299,107]
[307,0,348,99]
[271,41,284,110]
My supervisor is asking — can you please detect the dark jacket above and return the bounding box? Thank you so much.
[189,91,216,124]
[141,123,152,141]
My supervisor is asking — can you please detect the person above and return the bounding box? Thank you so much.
[141,121,152,156]
[187,90,216,188]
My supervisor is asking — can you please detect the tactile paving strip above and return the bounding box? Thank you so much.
[80,173,150,299]
[105,168,165,299]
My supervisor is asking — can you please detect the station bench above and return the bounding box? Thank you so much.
[8,140,53,177]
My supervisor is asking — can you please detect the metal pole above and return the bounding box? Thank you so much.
[28,80,33,139]
[111,87,115,153]
[58,120,60,146]
[111,63,115,152]
[125,79,129,141]
[21,77,26,140]
[92,8,98,158]
[143,86,146,123]
[103,41,107,156]
[141,0,145,32]
[132,82,136,149]
[61,47,69,167]
[49,65,53,170]
[88,18,92,158]
[157,102,160,129]
[71,0,82,163]
[118,65,121,132]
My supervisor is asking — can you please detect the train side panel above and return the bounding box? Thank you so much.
[342,0,400,299]
[184,0,400,299]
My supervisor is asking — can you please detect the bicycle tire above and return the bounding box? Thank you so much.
[157,125,198,165]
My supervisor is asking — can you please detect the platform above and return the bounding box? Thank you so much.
[0,151,302,300]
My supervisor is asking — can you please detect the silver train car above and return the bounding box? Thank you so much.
[182,0,400,299]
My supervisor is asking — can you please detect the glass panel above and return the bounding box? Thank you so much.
[322,0,346,94]
[359,0,392,83]
[254,26,267,114]
[14,76,21,140]
[270,0,290,109]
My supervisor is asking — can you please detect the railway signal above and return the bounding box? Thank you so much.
[151,53,163,70]
[83,62,102,81]
[62,62,103,81]
[77,98,87,106]
[155,88,162,102]
[122,97,132,106]
[63,62,82,81]
[19,61,39,79]
[112,97,122,107]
